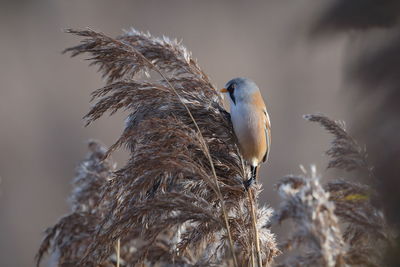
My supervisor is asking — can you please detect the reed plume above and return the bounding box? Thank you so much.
[36,140,115,266]
[306,114,391,266]
[36,28,278,267]
[273,167,346,267]
[271,114,392,267]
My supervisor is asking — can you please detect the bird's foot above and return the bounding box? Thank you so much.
[244,177,256,190]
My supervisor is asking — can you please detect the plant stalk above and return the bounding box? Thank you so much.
[248,189,262,267]
[116,238,120,267]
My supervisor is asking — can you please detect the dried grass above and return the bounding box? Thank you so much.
[37,28,394,267]
[270,115,392,267]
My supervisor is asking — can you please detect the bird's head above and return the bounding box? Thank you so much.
[220,77,260,105]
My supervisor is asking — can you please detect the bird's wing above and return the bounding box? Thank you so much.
[262,108,271,163]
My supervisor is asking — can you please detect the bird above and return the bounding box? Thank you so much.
[220,77,271,189]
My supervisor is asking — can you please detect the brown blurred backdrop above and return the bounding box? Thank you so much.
[0,1,352,266]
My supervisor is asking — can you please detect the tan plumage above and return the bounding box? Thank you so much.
[236,91,270,165]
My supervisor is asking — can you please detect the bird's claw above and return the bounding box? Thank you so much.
[244,177,255,190]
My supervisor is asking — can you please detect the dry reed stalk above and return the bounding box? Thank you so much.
[248,189,262,267]
[116,238,120,267]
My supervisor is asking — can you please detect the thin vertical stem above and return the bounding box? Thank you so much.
[116,238,120,267]
[248,189,262,267]
[251,242,256,267]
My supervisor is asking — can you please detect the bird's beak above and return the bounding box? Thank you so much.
[220,88,228,93]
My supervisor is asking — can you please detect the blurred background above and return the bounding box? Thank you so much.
[1,0,399,266]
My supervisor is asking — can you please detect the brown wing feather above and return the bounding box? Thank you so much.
[262,108,271,162]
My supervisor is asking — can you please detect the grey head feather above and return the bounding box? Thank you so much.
[224,77,260,105]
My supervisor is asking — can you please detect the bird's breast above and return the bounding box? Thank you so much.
[230,103,267,166]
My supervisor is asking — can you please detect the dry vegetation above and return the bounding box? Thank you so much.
[36,29,394,267]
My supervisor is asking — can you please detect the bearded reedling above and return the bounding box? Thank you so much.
[221,77,271,189]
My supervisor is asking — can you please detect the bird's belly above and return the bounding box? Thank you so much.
[230,105,266,165]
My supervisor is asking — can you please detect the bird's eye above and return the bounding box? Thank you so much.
[228,83,236,91]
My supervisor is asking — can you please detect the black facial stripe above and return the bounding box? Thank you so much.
[227,84,236,104]
[229,90,236,105]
